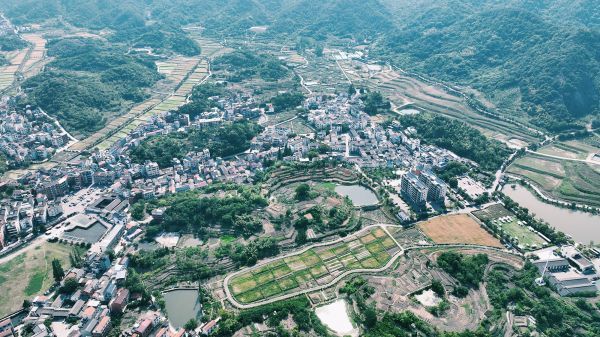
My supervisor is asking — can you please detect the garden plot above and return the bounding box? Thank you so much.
[228,226,401,304]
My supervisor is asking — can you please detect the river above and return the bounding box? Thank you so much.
[502,184,600,243]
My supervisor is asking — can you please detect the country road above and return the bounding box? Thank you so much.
[526,149,600,166]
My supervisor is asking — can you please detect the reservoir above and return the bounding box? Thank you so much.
[502,184,600,243]
[163,289,202,328]
[335,185,379,206]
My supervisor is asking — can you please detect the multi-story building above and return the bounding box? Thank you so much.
[400,172,428,207]
[418,169,447,202]
[38,176,69,199]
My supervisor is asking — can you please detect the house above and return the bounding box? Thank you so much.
[135,319,153,337]
[533,257,570,274]
[92,316,111,337]
[0,319,14,337]
[109,288,129,314]
[548,271,597,296]
[199,318,220,335]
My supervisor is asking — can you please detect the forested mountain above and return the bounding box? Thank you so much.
[377,2,600,132]
[20,38,162,135]
[1,0,598,133]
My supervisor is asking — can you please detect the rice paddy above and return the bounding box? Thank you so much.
[228,225,401,304]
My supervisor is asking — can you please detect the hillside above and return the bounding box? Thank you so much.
[378,6,600,132]
[1,0,598,133]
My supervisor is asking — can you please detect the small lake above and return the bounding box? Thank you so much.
[315,299,358,337]
[163,289,201,328]
[335,185,379,206]
[502,184,600,243]
[63,223,107,243]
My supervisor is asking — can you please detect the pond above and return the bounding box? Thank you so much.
[163,289,202,328]
[502,184,600,243]
[63,222,107,243]
[315,299,358,337]
[335,185,379,207]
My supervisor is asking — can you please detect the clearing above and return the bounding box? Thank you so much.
[418,214,503,248]
[0,243,75,317]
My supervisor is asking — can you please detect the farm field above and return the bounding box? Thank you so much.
[338,60,539,146]
[228,225,401,304]
[472,204,547,250]
[20,34,47,79]
[77,35,229,152]
[0,47,28,92]
[0,33,47,94]
[538,137,600,161]
[418,214,503,248]
[507,153,600,207]
[290,51,351,95]
[0,243,74,317]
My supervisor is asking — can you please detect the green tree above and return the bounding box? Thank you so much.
[295,184,311,201]
[59,278,79,294]
[52,258,65,282]
[184,318,198,331]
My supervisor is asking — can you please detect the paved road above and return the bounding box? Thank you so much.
[527,149,600,166]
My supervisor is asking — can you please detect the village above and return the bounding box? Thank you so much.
[0,83,598,337]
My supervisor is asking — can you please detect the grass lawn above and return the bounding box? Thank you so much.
[500,220,546,248]
[0,243,75,317]
[220,235,236,244]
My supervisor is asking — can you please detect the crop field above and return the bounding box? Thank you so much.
[338,60,539,146]
[538,138,599,161]
[0,33,47,94]
[0,243,74,317]
[472,204,547,250]
[79,36,229,151]
[418,214,503,248]
[0,48,28,92]
[507,153,600,207]
[228,226,401,304]
[292,53,352,95]
[20,34,47,78]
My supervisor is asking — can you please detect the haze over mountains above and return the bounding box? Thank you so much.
[1,0,598,133]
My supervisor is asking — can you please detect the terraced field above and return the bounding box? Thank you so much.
[507,153,600,207]
[338,61,539,146]
[228,225,401,305]
[0,33,47,93]
[77,35,231,152]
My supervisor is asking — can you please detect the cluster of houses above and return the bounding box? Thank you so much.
[3,250,213,337]
[0,187,64,249]
[0,106,73,165]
